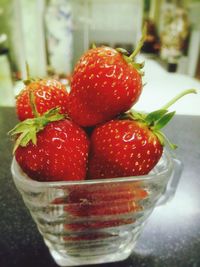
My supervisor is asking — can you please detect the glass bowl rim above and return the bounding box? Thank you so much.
[11,150,173,188]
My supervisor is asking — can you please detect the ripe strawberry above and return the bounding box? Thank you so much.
[65,198,140,217]
[10,102,89,181]
[53,183,147,219]
[88,119,163,179]
[67,183,147,203]
[16,78,69,121]
[88,89,196,179]
[59,187,142,232]
[67,29,146,127]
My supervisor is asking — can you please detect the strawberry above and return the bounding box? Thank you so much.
[67,28,146,127]
[67,183,147,203]
[16,78,69,121]
[88,89,196,179]
[9,94,89,181]
[53,183,147,220]
[88,119,163,179]
[65,198,140,216]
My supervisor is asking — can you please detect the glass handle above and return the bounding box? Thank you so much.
[157,157,183,206]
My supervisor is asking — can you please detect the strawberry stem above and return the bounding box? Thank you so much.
[26,61,30,79]
[29,91,40,118]
[129,23,147,60]
[124,88,197,150]
[23,62,40,85]
[23,62,33,85]
[161,89,197,110]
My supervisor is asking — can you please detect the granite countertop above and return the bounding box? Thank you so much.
[0,107,200,267]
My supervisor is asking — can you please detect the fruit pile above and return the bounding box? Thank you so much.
[9,30,196,227]
[10,30,195,182]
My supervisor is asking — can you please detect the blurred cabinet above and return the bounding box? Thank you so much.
[45,0,73,75]
[71,0,143,65]
[158,1,200,77]
[0,53,14,106]
[187,2,200,77]
[11,0,143,76]
[12,0,47,78]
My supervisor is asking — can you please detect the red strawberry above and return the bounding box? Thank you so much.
[67,183,148,203]
[10,105,89,181]
[53,183,147,218]
[52,179,147,237]
[16,78,69,121]
[64,198,140,217]
[67,29,146,127]
[88,89,196,179]
[88,119,163,179]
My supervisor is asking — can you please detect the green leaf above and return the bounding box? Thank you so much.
[30,130,37,145]
[50,114,64,122]
[118,111,144,121]
[13,130,30,153]
[44,107,60,117]
[145,109,168,125]
[129,62,145,76]
[116,47,129,56]
[8,119,34,135]
[20,131,33,147]
[132,62,145,69]
[128,110,146,122]
[153,111,176,131]
[9,107,65,154]
[44,107,65,122]
[154,131,165,146]
[155,131,177,150]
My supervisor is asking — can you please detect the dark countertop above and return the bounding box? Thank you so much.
[0,107,200,267]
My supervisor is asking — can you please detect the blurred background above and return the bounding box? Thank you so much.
[0,0,200,113]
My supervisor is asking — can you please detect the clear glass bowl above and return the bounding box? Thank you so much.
[11,150,182,266]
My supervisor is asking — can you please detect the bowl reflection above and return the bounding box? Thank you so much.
[11,150,181,266]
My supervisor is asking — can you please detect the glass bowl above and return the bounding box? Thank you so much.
[11,150,182,266]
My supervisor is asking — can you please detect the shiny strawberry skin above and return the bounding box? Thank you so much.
[88,119,163,179]
[68,47,142,127]
[16,79,69,121]
[15,119,89,181]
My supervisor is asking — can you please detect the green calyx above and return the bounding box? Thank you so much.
[116,24,147,76]
[9,92,65,153]
[123,109,177,149]
[9,108,64,153]
[122,89,197,149]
